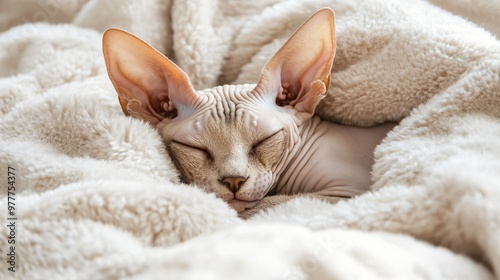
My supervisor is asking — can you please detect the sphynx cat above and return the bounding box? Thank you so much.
[102,8,395,218]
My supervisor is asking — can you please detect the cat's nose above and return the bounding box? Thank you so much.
[220,176,247,193]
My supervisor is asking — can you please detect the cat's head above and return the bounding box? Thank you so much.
[102,8,335,212]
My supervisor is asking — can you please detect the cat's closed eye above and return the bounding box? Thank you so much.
[166,140,215,185]
[170,141,213,161]
[252,130,284,149]
[251,130,286,168]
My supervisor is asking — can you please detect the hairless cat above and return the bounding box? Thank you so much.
[102,8,395,217]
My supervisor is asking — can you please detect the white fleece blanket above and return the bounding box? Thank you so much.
[1,0,500,279]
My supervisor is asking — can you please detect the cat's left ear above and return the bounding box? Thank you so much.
[255,8,336,116]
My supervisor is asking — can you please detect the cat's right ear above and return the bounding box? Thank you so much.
[103,28,199,125]
[255,8,335,117]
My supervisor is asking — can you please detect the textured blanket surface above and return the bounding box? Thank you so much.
[1,0,500,279]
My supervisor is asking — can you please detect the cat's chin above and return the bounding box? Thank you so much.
[227,199,259,212]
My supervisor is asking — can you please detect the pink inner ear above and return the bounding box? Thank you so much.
[255,8,336,114]
[103,28,199,124]
[111,57,175,121]
[156,90,178,119]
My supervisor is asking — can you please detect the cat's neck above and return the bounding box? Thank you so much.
[269,117,395,196]
[269,116,325,193]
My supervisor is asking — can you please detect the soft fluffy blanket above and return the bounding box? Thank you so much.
[1,0,500,279]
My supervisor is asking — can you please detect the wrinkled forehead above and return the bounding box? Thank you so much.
[199,84,268,122]
[199,84,283,130]
[162,84,284,141]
